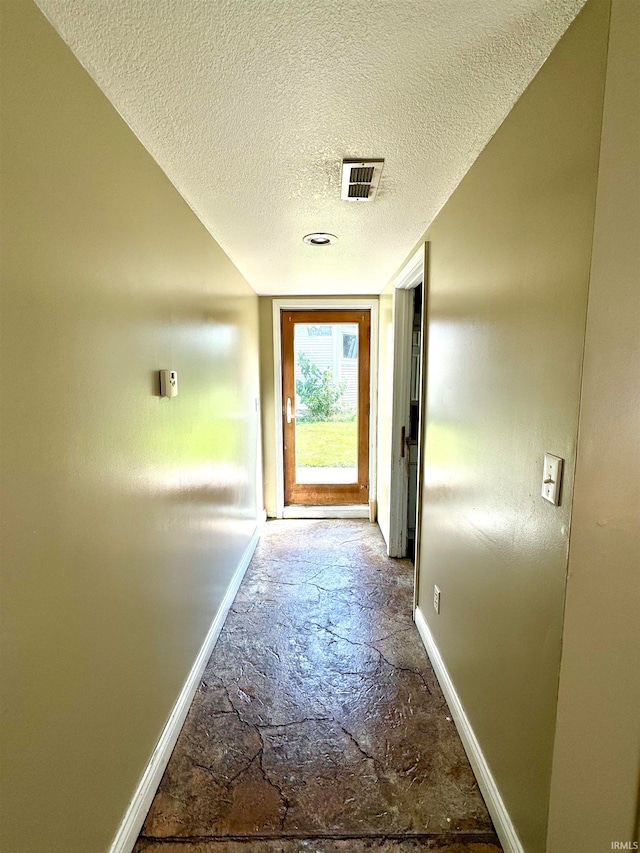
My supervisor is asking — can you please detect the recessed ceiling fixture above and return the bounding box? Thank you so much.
[303,232,338,246]
[341,159,384,202]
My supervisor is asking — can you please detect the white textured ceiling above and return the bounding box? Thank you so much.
[35,0,585,295]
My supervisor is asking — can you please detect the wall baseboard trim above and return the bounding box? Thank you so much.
[108,516,264,853]
[414,606,524,853]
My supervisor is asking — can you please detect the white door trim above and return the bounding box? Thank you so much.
[387,246,426,557]
[394,245,425,291]
[387,288,413,556]
[272,298,379,519]
[413,243,430,611]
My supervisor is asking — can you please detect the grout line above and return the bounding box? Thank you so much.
[137,830,502,843]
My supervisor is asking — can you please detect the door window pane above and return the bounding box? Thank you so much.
[293,323,358,485]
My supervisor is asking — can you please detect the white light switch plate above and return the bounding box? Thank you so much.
[541,454,563,505]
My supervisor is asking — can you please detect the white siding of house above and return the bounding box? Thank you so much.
[294,323,358,414]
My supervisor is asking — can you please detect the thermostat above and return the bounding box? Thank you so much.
[160,370,178,397]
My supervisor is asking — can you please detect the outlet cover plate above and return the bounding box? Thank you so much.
[433,585,441,614]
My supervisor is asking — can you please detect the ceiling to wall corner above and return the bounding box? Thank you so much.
[35,0,585,295]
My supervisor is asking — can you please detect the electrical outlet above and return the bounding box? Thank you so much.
[433,585,441,614]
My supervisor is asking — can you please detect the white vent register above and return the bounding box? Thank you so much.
[340,159,384,202]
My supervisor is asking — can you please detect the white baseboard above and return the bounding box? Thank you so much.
[414,606,524,853]
[109,517,264,853]
[282,504,369,519]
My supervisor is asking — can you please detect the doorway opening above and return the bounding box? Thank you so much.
[281,309,370,507]
[387,244,428,578]
[406,284,423,563]
[272,299,378,520]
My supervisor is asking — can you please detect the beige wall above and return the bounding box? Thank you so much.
[259,295,378,518]
[385,2,610,850]
[0,4,261,852]
[546,1,640,848]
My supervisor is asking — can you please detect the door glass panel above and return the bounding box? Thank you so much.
[293,322,358,484]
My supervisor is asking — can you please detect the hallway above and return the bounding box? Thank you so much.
[134,520,501,852]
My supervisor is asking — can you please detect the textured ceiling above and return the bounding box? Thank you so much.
[35,0,585,295]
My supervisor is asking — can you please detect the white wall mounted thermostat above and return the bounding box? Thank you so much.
[160,370,178,397]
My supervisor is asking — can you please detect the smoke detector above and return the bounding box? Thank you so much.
[340,159,384,202]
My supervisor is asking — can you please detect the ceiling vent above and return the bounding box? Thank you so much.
[340,159,384,202]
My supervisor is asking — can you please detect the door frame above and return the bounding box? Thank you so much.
[272,298,379,519]
[388,244,429,608]
[282,309,370,507]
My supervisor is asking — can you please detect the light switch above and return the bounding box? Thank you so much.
[160,370,178,397]
[541,454,563,505]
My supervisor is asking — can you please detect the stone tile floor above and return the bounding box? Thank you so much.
[135,520,502,853]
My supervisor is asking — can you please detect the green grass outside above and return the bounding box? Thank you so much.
[296,421,357,468]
